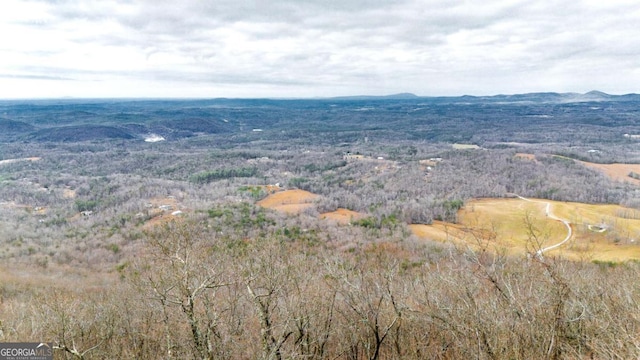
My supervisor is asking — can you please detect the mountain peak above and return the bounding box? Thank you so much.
[584,90,611,97]
[387,92,418,99]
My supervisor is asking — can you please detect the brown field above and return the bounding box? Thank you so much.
[412,198,640,262]
[259,190,366,221]
[257,189,320,214]
[576,160,640,185]
[519,153,640,185]
[320,208,365,224]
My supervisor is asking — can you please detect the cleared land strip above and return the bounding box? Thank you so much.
[513,194,572,255]
[0,157,41,166]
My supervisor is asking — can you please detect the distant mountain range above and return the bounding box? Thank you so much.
[454,91,638,104]
[329,93,420,101]
[1,91,637,104]
[328,91,640,103]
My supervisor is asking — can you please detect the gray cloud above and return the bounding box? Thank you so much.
[0,73,73,81]
[1,0,640,97]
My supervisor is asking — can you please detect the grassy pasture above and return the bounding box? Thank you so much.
[412,198,640,262]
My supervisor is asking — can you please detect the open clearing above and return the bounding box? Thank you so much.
[257,189,320,214]
[260,188,640,262]
[0,157,41,166]
[452,143,480,150]
[258,190,365,222]
[320,208,365,224]
[576,161,640,185]
[141,197,186,229]
[411,198,640,262]
[519,153,640,185]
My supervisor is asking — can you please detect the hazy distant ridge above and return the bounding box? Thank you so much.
[2,90,639,143]
[329,91,639,103]
[329,93,420,101]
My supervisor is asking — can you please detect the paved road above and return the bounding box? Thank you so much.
[513,195,572,256]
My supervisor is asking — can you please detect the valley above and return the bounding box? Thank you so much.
[1,94,640,358]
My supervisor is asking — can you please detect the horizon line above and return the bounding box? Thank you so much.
[0,90,638,102]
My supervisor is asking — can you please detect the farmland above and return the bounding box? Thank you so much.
[519,153,640,185]
[412,197,640,262]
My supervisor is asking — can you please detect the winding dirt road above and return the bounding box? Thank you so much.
[513,195,572,255]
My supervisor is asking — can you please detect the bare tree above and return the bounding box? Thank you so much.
[130,221,233,359]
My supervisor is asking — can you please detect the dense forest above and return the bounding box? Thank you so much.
[1,93,640,358]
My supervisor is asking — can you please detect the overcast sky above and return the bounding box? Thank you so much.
[1,0,639,98]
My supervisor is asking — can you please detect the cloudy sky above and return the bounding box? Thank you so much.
[1,0,639,98]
